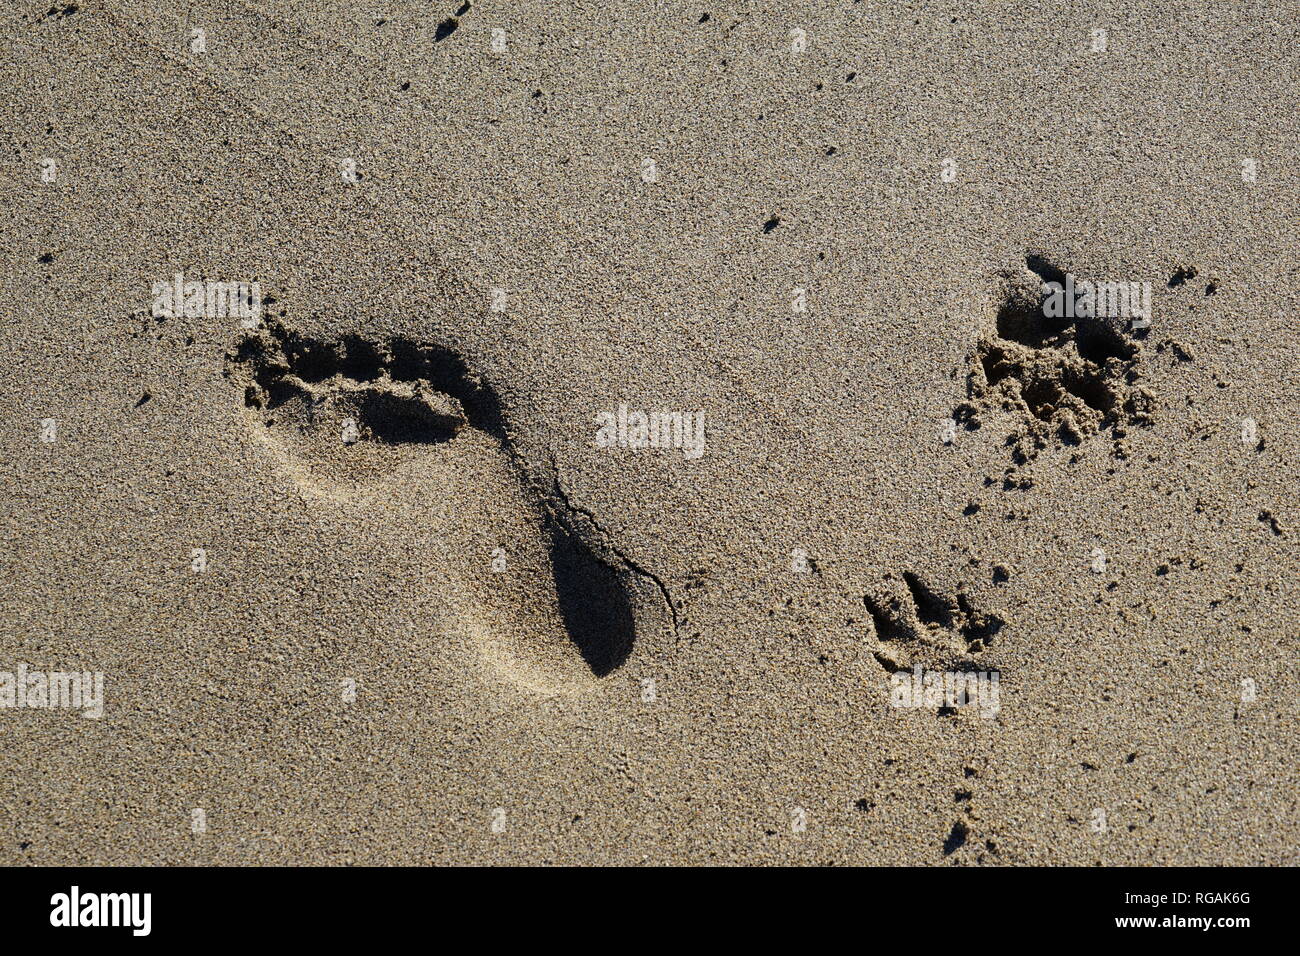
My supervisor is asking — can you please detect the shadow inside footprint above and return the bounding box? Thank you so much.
[355,388,462,444]
[548,523,636,677]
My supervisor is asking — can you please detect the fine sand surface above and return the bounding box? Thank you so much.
[2,0,1297,864]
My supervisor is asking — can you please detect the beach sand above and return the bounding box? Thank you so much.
[2,0,1296,864]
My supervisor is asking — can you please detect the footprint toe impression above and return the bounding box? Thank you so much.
[225,321,668,689]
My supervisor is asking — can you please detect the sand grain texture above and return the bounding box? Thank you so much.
[1,0,1297,864]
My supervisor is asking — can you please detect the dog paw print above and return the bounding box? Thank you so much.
[864,570,1004,670]
[954,255,1153,467]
